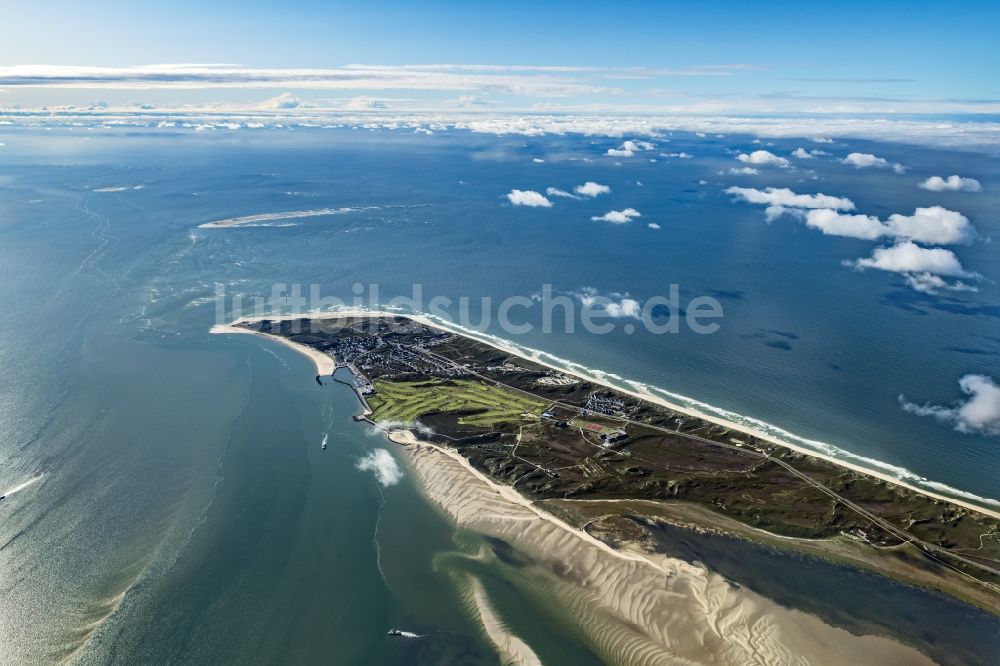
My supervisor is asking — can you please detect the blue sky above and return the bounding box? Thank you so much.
[2,1,999,113]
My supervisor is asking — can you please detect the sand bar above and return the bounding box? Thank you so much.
[403,438,935,666]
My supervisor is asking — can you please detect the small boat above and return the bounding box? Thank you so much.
[387,629,403,637]
[321,442,327,450]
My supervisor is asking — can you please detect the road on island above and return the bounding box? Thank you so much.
[404,342,1000,594]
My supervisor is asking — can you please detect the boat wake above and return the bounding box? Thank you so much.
[387,629,422,639]
[1,474,43,500]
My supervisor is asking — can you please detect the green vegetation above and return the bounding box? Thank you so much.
[368,378,546,427]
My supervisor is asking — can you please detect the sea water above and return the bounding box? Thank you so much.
[0,125,997,662]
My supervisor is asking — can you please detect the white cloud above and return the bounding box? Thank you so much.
[850,241,973,277]
[0,63,620,97]
[812,137,834,143]
[737,150,790,168]
[592,208,641,224]
[260,92,302,109]
[886,206,975,244]
[901,375,1000,436]
[806,209,888,239]
[727,186,856,210]
[606,139,654,157]
[660,151,692,158]
[791,147,813,159]
[532,157,545,163]
[355,448,404,486]
[843,152,906,173]
[918,175,982,192]
[904,272,978,294]
[787,205,976,244]
[728,167,759,175]
[507,189,552,207]
[624,139,655,151]
[576,288,642,318]
[545,187,578,199]
[574,181,611,197]
[765,205,805,222]
[648,222,661,229]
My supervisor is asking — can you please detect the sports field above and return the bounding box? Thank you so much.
[367,378,545,427]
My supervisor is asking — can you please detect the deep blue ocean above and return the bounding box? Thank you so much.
[0,124,997,663]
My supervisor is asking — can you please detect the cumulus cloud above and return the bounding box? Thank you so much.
[886,206,975,244]
[575,288,642,318]
[805,209,888,239]
[574,181,611,197]
[791,147,813,159]
[545,187,578,199]
[592,208,641,224]
[260,92,303,109]
[356,448,404,486]
[507,189,552,207]
[765,205,804,222]
[900,375,1000,436]
[903,272,979,294]
[726,186,855,210]
[850,241,973,277]
[648,222,661,229]
[918,175,982,192]
[728,167,759,175]
[659,151,692,159]
[737,150,790,168]
[791,205,976,244]
[843,152,906,173]
[606,139,654,157]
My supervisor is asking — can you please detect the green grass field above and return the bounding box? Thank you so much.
[367,378,545,427]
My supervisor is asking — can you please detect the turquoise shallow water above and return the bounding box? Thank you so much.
[0,125,997,662]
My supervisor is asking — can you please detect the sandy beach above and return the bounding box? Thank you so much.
[401,437,934,666]
[221,308,1000,519]
[209,323,337,375]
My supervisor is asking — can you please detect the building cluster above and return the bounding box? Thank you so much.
[359,343,469,379]
[584,394,628,418]
[326,334,381,365]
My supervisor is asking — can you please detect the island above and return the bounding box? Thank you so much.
[217,312,1000,620]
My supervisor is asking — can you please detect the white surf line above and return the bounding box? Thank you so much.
[218,308,1000,519]
[197,207,371,228]
[1,474,43,498]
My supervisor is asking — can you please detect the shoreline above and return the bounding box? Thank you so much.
[399,434,935,665]
[217,308,1000,520]
[209,323,337,375]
